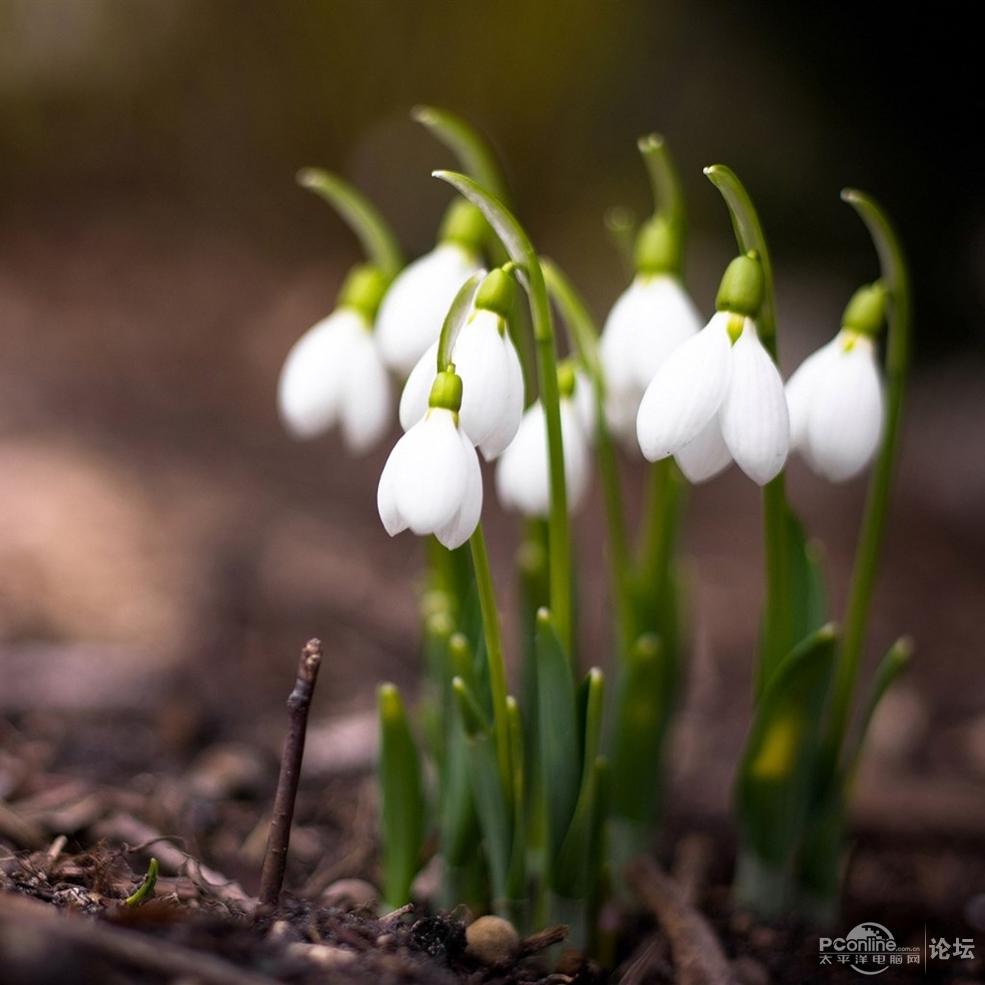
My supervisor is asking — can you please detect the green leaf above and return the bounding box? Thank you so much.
[297,168,403,279]
[413,105,510,203]
[452,677,512,909]
[534,609,580,870]
[125,857,159,907]
[736,625,837,867]
[847,636,913,778]
[377,684,425,908]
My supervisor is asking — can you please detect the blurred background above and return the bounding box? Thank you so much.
[1,0,983,821]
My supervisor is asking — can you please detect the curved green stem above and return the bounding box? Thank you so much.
[297,168,403,279]
[413,105,510,204]
[705,165,789,685]
[470,525,512,794]
[827,190,911,760]
[541,258,633,650]
[436,171,573,654]
[436,270,486,372]
[639,134,685,253]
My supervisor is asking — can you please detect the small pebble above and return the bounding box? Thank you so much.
[286,943,356,968]
[321,878,378,910]
[465,915,519,965]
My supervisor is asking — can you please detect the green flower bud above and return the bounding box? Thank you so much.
[474,267,518,319]
[715,252,764,317]
[634,215,681,276]
[439,200,486,255]
[337,263,389,320]
[841,282,887,337]
[557,359,577,399]
[428,367,463,413]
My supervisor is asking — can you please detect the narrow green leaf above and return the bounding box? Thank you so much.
[847,636,913,778]
[297,168,403,279]
[736,625,837,867]
[413,105,510,203]
[506,696,527,907]
[452,678,512,909]
[377,684,425,908]
[125,857,159,907]
[535,608,580,869]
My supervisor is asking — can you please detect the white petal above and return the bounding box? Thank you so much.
[477,329,525,460]
[719,320,789,485]
[394,409,469,535]
[572,370,596,443]
[785,336,840,448]
[599,281,645,400]
[435,430,483,548]
[399,341,439,431]
[454,310,513,450]
[377,437,409,537]
[804,335,885,482]
[340,329,392,453]
[375,244,480,376]
[674,414,732,483]
[629,275,703,391]
[494,400,589,517]
[636,312,732,461]
[277,309,363,439]
[605,389,641,448]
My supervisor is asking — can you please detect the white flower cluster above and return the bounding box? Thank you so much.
[279,233,886,549]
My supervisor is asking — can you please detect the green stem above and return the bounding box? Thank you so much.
[469,525,512,794]
[436,171,573,654]
[639,134,685,254]
[296,168,403,279]
[541,258,634,652]
[413,105,510,204]
[435,270,486,372]
[826,190,911,760]
[705,165,790,683]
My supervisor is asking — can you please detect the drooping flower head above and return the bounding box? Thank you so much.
[600,216,702,444]
[786,282,887,482]
[400,267,525,460]
[278,264,392,453]
[636,253,789,485]
[377,367,482,550]
[496,361,593,517]
[375,201,487,376]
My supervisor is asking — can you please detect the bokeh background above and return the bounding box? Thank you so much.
[1,0,983,828]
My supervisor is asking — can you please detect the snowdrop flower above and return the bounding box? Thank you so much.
[599,216,702,444]
[400,269,524,460]
[278,265,392,453]
[375,202,486,376]
[636,253,789,485]
[377,368,482,550]
[496,363,592,517]
[786,283,886,482]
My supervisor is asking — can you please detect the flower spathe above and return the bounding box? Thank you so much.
[786,329,885,482]
[599,274,702,444]
[277,307,391,453]
[377,374,482,550]
[375,243,482,376]
[496,385,592,518]
[399,308,524,460]
[636,311,789,485]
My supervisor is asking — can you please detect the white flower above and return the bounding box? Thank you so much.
[786,330,885,482]
[600,275,702,443]
[375,243,481,376]
[636,311,789,485]
[377,406,482,550]
[495,394,591,518]
[277,308,391,453]
[399,308,524,460]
